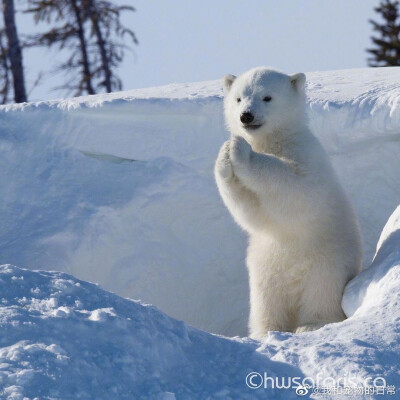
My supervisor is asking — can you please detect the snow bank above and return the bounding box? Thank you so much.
[0,67,400,337]
[0,264,302,400]
[342,205,400,318]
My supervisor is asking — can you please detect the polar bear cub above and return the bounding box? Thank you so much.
[215,67,362,338]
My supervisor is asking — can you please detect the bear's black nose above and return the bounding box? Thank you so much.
[240,112,254,124]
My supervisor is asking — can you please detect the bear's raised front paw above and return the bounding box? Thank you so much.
[230,136,252,166]
[215,141,233,179]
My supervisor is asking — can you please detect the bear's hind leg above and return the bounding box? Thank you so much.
[295,267,347,334]
[248,274,295,339]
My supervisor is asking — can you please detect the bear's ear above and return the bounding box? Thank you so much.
[290,73,306,91]
[223,74,236,92]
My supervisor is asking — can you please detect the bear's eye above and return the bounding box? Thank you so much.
[263,96,272,102]
[236,98,241,103]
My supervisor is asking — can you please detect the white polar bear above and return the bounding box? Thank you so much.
[215,67,363,338]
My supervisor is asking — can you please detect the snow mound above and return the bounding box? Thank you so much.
[0,264,302,400]
[0,67,400,337]
[342,205,400,318]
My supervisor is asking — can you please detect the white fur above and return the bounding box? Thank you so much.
[215,67,362,338]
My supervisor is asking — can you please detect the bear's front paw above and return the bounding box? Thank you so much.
[215,140,233,179]
[230,136,252,166]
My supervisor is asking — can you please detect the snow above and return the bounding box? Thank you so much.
[0,264,302,400]
[342,205,400,319]
[1,205,400,398]
[0,67,400,398]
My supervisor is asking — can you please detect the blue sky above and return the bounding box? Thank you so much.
[20,0,380,100]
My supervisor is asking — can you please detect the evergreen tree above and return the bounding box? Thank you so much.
[84,0,137,93]
[26,0,137,96]
[26,0,96,95]
[2,0,27,102]
[0,27,12,103]
[367,0,400,67]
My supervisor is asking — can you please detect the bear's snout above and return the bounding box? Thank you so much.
[240,112,254,124]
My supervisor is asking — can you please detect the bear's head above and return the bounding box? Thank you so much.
[223,67,307,141]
